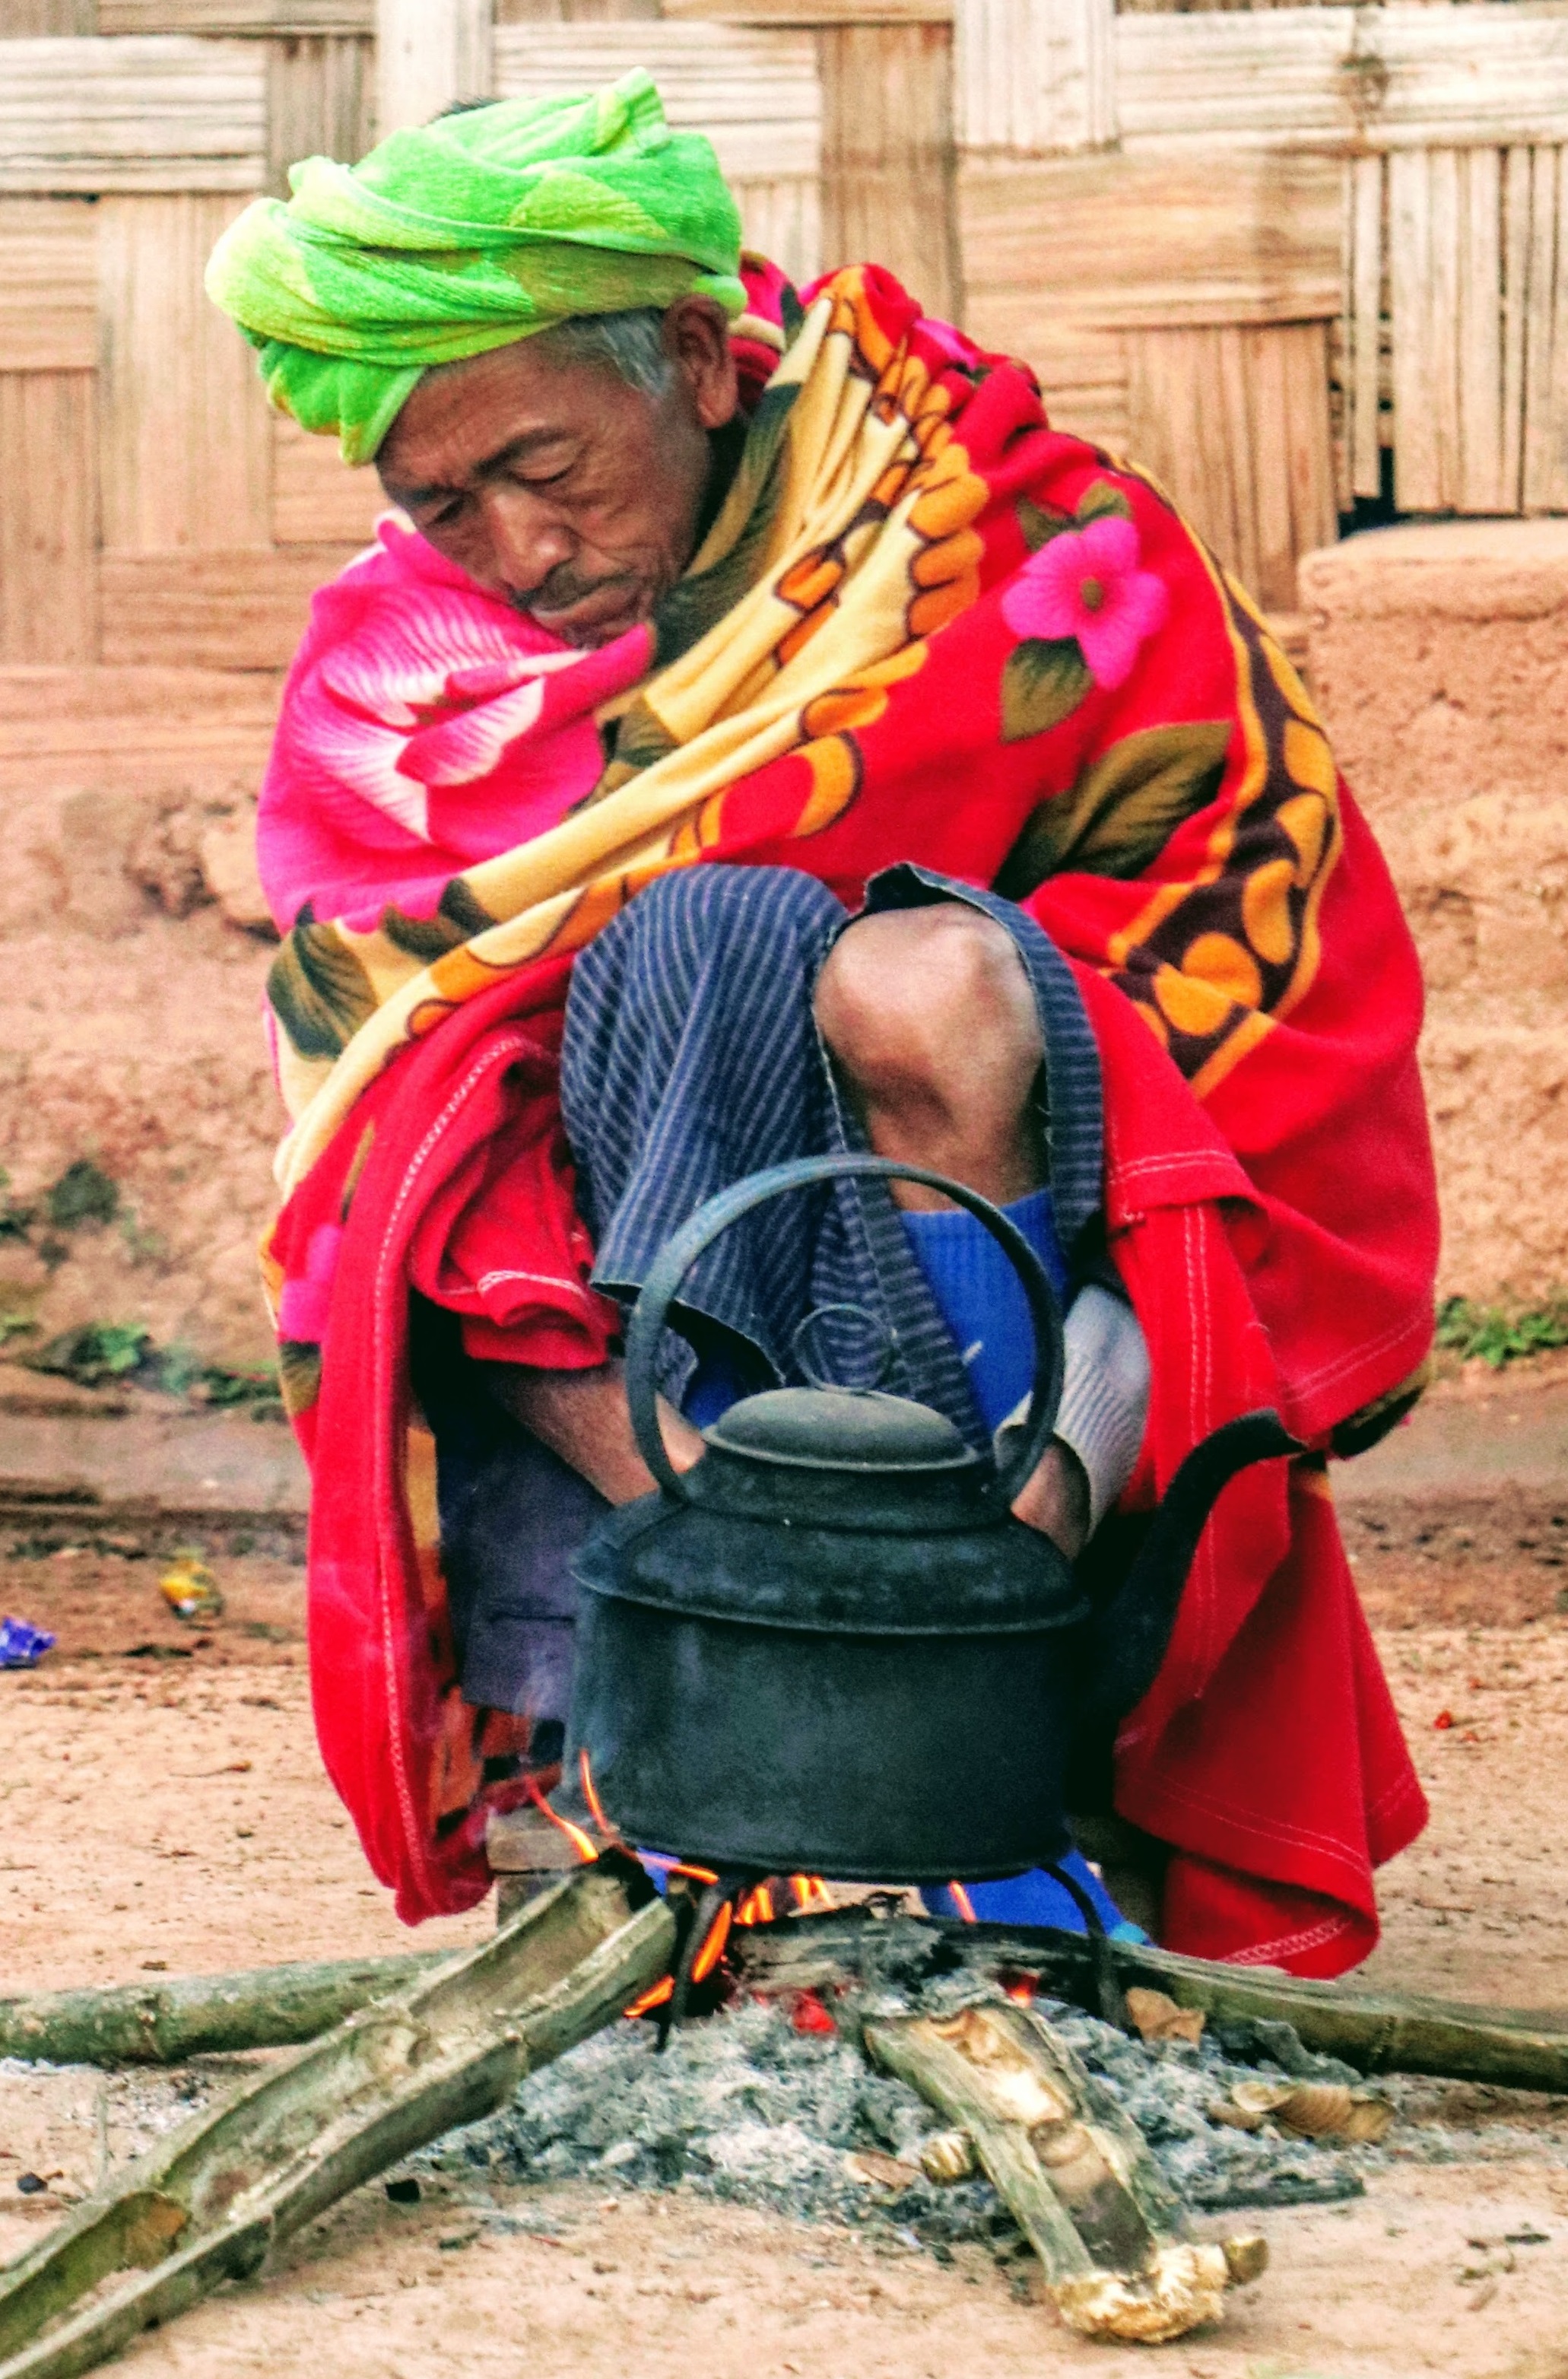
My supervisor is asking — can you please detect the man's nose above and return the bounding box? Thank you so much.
[481,486,576,599]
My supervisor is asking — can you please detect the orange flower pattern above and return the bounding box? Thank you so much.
[1103,567,1342,1099]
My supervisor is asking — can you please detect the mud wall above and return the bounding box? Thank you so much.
[4,527,1566,1381]
[1302,519,1568,1303]
[0,670,283,1371]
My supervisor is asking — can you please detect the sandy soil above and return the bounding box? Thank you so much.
[5,1521,1568,2374]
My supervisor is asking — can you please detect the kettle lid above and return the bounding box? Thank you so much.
[704,1385,979,1475]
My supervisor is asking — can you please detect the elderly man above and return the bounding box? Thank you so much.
[208,75,1439,1969]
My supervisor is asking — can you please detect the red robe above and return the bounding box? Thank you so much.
[265,264,1437,1966]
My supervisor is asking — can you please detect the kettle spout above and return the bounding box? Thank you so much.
[1082,1410,1303,1726]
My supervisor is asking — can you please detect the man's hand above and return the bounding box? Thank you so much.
[1011,1437,1090,1561]
[482,1358,703,1505]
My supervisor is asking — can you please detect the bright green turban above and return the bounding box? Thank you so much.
[205,73,746,465]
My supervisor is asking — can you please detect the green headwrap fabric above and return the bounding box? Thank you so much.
[205,73,746,464]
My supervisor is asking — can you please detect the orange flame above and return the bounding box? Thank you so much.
[624,1974,675,2019]
[789,1875,833,1912]
[690,1899,734,1985]
[579,1750,617,1840]
[1003,1974,1036,2006]
[735,1883,775,1927]
[947,1881,977,1923]
[523,1775,598,1865]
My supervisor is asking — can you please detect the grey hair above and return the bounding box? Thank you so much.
[529,307,676,401]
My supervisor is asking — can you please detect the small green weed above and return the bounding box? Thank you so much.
[24,1324,282,1415]
[46,1160,119,1228]
[1436,1294,1568,1369]
[0,1170,35,1241]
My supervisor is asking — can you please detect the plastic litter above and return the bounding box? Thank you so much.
[0,1615,56,1669]
[158,1553,224,1622]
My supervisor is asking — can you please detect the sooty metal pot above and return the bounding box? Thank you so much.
[564,1155,1297,1883]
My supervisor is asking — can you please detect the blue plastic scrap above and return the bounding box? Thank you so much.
[0,1616,56,1669]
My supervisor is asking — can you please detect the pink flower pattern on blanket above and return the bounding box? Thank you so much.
[257,516,652,932]
[1001,515,1169,691]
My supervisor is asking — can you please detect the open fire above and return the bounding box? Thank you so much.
[512,1755,855,2024]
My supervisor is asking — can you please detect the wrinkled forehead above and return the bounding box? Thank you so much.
[377,338,652,495]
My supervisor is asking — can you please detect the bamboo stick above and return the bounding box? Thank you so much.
[733,1911,1568,2096]
[0,1955,446,2069]
[864,1999,1247,2343]
[0,1860,674,2379]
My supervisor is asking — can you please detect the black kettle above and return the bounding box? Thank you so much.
[564,1155,1297,1883]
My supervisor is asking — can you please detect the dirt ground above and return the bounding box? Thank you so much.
[4,1474,1568,2374]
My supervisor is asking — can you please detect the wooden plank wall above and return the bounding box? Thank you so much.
[819,23,956,319]
[0,19,378,665]
[5,0,1568,675]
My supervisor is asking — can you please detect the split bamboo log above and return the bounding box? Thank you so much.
[0,1955,446,2069]
[0,1857,674,2379]
[734,1911,1568,2097]
[865,1998,1260,2343]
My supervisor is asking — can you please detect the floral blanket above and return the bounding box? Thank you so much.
[262,262,1439,1968]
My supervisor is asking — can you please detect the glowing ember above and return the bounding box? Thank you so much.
[947,1882,978,1923]
[623,1974,675,2019]
[790,1989,836,2035]
[735,1883,775,1927]
[789,1874,833,1912]
[690,1900,734,1985]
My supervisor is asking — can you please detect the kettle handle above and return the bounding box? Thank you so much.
[1080,1408,1304,1727]
[623,1153,1065,1507]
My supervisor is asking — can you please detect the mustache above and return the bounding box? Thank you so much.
[507,568,637,618]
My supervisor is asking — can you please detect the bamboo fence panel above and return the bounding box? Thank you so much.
[0,196,97,369]
[1367,138,1568,514]
[960,150,1341,334]
[0,1,94,27]
[959,137,1343,468]
[498,0,659,19]
[1500,143,1530,510]
[660,0,948,20]
[819,23,956,313]
[0,369,97,662]
[1115,6,1568,155]
[377,0,490,130]
[98,543,366,665]
[1345,151,1383,498]
[97,4,373,26]
[1519,138,1568,510]
[266,32,375,192]
[1125,322,1335,609]
[493,20,824,280]
[271,414,386,545]
[0,35,268,190]
[955,0,1113,154]
[97,192,274,551]
[2,0,1564,684]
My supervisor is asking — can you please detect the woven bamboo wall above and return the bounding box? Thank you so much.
[2,0,1566,666]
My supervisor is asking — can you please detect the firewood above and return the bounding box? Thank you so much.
[732,1909,1568,2095]
[1208,2078,1395,2144]
[864,1997,1260,2343]
[0,1954,446,2069]
[0,1858,674,2379]
[918,2128,976,2184]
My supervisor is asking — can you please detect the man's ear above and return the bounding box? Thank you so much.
[665,297,740,431]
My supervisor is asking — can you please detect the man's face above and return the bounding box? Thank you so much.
[376,298,739,647]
